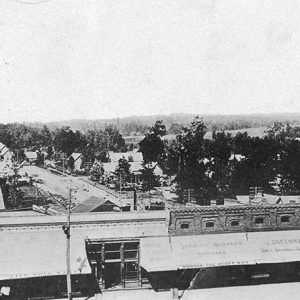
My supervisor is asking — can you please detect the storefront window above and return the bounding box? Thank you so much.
[86,239,141,290]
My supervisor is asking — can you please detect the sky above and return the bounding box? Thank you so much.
[0,0,300,123]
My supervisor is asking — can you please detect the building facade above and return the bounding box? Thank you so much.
[2,204,300,298]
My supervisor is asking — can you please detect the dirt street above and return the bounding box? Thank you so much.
[22,166,116,205]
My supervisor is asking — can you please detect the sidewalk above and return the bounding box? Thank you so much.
[54,282,300,300]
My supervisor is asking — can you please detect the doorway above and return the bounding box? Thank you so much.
[104,262,122,289]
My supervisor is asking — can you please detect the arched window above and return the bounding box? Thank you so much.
[281,216,290,223]
[205,221,214,228]
[180,223,189,229]
[255,217,264,224]
[231,220,239,227]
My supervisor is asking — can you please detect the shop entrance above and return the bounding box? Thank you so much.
[86,239,145,291]
[104,262,122,289]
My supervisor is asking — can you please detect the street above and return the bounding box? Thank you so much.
[22,166,115,205]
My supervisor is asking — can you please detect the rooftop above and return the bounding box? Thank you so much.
[71,196,119,213]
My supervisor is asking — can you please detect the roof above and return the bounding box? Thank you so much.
[102,161,118,174]
[25,151,38,160]
[0,210,167,227]
[108,150,143,162]
[102,161,163,176]
[236,194,300,205]
[71,196,119,213]
[71,152,82,161]
[0,211,167,280]
[140,230,300,272]
[0,226,91,280]
[130,161,143,173]
[0,210,44,217]
[0,142,12,157]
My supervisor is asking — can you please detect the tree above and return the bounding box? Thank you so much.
[104,125,127,152]
[150,120,167,137]
[47,146,54,159]
[115,157,131,189]
[90,160,104,181]
[141,163,160,191]
[173,117,209,204]
[168,123,183,135]
[139,120,166,164]
[36,150,44,166]
[53,127,84,157]
[67,156,75,172]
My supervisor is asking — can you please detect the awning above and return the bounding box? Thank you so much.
[140,230,300,272]
[140,237,175,272]
[0,228,91,280]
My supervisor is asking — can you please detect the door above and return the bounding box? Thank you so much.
[104,262,122,289]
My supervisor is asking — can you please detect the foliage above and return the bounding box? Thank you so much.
[168,123,183,135]
[90,160,104,181]
[46,146,54,159]
[0,123,52,150]
[162,119,300,204]
[115,157,131,178]
[36,151,44,166]
[53,127,84,157]
[139,120,166,164]
[140,163,160,191]
[67,156,75,171]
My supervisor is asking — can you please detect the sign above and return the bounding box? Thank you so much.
[140,230,300,272]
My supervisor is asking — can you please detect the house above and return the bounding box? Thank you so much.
[24,151,38,164]
[0,142,13,162]
[71,196,120,213]
[71,152,83,171]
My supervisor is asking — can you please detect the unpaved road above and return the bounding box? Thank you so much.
[22,166,118,205]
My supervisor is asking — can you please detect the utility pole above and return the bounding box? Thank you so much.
[62,188,72,300]
[119,173,122,198]
[62,154,66,174]
[106,134,110,152]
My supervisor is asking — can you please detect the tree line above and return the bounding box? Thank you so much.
[0,123,127,165]
[139,118,300,205]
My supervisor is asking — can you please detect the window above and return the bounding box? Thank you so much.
[180,223,189,229]
[231,220,239,227]
[255,217,264,224]
[124,242,138,260]
[105,243,121,260]
[281,216,291,223]
[206,222,214,228]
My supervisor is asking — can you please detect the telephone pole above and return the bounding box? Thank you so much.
[62,188,72,300]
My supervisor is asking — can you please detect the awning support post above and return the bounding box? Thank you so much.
[170,287,179,300]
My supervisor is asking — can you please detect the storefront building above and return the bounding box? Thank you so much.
[2,205,300,298]
[0,211,167,298]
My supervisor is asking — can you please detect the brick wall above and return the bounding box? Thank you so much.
[169,205,300,236]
